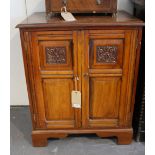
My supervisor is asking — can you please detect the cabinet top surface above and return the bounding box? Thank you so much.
[16,11,144,29]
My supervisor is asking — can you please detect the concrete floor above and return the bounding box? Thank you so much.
[10,107,145,155]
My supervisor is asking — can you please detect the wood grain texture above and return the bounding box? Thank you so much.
[17,11,144,146]
[43,79,74,120]
[90,77,121,119]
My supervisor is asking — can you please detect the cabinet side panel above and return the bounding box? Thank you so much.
[19,30,37,129]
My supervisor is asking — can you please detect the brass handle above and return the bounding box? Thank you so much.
[74,75,79,91]
[83,73,89,77]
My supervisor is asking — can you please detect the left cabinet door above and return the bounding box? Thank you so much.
[26,31,81,129]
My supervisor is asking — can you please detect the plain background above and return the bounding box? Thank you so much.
[10,0,134,106]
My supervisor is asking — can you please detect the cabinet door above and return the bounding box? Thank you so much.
[82,30,138,128]
[29,31,81,129]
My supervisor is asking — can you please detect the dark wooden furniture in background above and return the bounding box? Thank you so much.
[17,11,144,147]
[132,0,145,142]
[45,0,117,14]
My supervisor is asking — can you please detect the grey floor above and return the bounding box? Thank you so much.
[10,107,145,155]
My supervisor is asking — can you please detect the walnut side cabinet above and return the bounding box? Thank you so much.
[17,11,144,147]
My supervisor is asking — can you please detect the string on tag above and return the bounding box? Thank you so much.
[61,6,67,13]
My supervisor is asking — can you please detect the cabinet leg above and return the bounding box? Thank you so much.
[32,134,48,147]
[96,129,133,145]
[32,131,68,147]
[117,132,133,145]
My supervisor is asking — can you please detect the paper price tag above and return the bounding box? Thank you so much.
[61,12,76,21]
[71,91,81,108]
[61,6,76,22]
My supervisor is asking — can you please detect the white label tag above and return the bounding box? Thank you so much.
[61,12,76,22]
[71,91,81,108]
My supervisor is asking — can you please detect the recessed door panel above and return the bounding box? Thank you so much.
[43,79,74,121]
[42,78,75,129]
[90,77,121,119]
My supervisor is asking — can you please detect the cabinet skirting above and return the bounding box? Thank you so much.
[32,128,133,146]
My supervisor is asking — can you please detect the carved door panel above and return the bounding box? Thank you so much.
[30,31,81,129]
[82,30,138,128]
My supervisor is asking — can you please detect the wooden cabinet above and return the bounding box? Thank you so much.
[17,11,144,146]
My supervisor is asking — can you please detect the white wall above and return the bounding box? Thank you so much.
[10,0,28,106]
[118,0,133,14]
[10,0,133,105]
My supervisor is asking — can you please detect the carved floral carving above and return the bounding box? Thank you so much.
[45,47,66,64]
[96,46,118,63]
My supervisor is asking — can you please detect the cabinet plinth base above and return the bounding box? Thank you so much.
[32,128,133,147]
